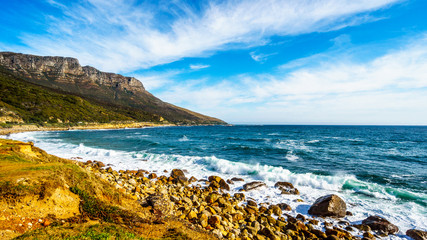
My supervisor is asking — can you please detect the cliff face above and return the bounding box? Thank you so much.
[0,52,144,94]
[0,52,225,124]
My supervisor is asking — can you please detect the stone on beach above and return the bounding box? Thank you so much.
[308,194,347,217]
[406,229,427,240]
[242,181,267,191]
[362,215,399,235]
[274,181,299,195]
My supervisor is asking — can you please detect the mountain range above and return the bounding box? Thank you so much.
[0,52,225,125]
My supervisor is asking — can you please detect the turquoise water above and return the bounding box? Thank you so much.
[8,125,427,235]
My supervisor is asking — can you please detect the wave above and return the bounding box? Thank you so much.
[178,135,190,142]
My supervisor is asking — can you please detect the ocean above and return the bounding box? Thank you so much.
[7,125,427,237]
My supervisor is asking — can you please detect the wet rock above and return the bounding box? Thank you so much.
[362,216,399,235]
[247,200,258,207]
[277,203,292,211]
[188,176,197,183]
[219,179,230,191]
[274,181,299,195]
[308,194,347,217]
[231,177,244,182]
[242,181,267,191]
[171,169,185,178]
[406,229,427,240]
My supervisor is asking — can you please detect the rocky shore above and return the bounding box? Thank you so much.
[80,160,426,240]
[1,138,425,240]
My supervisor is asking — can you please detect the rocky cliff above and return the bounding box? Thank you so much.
[0,52,225,124]
[0,52,144,94]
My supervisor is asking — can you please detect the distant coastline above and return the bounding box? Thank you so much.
[0,122,173,135]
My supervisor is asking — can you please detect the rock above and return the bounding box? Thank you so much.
[171,169,185,178]
[173,176,188,185]
[95,161,105,168]
[219,179,230,191]
[231,177,245,182]
[243,181,267,191]
[269,205,282,216]
[274,181,299,195]
[234,193,245,201]
[147,194,173,215]
[406,229,427,240]
[247,200,257,207]
[208,175,222,183]
[346,211,353,216]
[277,203,292,211]
[308,194,347,217]
[363,232,375,239]
[42,219,50,227]
[208,215,222,226]
[260,227,279,240]
[148,173,157,179]
[362,216,399,235]
[188,176,197,183]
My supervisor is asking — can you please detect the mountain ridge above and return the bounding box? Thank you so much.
[0,52,225,125]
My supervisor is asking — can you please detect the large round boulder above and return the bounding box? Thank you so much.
[308,194,347,217]
[362,216,399,235]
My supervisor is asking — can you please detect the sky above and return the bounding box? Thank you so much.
[1,0,426,125]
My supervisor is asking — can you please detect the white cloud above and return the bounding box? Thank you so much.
[189,64,210,70]
[155,36,427,124]
[250,51,277,63]
[10,0,399,72]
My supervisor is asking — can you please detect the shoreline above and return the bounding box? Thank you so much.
[0,122,174,136]
[2,131,425,239]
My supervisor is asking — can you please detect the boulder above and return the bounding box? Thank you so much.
[406,229,427,240]
[362,215,399,235]
[274,181,299,195]
[242,181,267,191]
[171,169,185,178]
[308,194,346,217]
[276,203,291,212]
[219,179,230,191]
[231,177,245,182]
[147,194,173,215]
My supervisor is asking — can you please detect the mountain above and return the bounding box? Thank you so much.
[0,52,225,125]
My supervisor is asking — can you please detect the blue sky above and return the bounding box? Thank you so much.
[1,0,427,124]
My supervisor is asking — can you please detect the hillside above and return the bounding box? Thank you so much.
[0,52,225,125]
[0,138,217,239]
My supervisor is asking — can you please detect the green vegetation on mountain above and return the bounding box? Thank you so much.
[0,68,162,124]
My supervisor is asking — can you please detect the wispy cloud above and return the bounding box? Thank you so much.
[250,51,277,63]
[155,35,427,124]
[8,0,399,72]
[189,64,210,70]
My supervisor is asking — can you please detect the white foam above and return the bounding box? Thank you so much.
[285,151,299,162]
[179,135,190,142]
